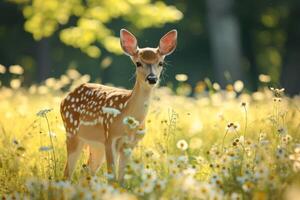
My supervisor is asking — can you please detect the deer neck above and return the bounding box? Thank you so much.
[126,78,153,123]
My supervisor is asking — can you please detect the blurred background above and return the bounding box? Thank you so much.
[0,0,299,95]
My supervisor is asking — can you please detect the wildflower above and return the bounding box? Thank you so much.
[9,65,24,75]
[176,139,189,151]
[175,73,188,82]
[134,187,145,196]
[55,180,72,188]
[66,69,80,79]
[270,87,285,98]
[144,149,154,158]
[259,74,271,83]
[254,166,269,180]
[233,136,244,147]
[213,82,221,91]
[252,91,264,101]
[226,84,234,91]
[130,159,143,172]
[289,147,300,172]
[136,128,146,136]
[237,175,249,184]
[96,185,113,196]
[259,132,267,141]
[39,146,53,152]
[183,167,196,176]
[241,102,247,107]
[240,101,249,111]
[281,134,292,145]
[167,156,176,165]
[10,79,22,89]
[276,147,287,160]
[141,181,155,193]
[124,174,132,180]
[197,183,211,197]
[156,179,167,190]
[123,116,139,129]
[182,175,197,191]
[36,108,53,117]
[231,192,242,200]
[0,64,6,74]
[169,165,179,176]
[210,174,222,186]
[194,156,205,164]
[104,172,115,180]
[242,181,254,192]
[234,80,244,92]
[226,122,240,133]
[102,107,121,117]
[25,178,39,191]
[141,169,157,182]
[177,155,189,164]
[277,126,288,135]
[123,148,132,157]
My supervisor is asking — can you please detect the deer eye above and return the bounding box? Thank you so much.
[158,62,163,67]
[136,62,142,67]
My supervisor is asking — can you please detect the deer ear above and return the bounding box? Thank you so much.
[159,29,177,56]
[120,29,138,56]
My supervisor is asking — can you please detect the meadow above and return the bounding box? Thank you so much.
[0,68,300,200]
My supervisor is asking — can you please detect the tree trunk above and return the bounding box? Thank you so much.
[281,2,300,95]
[206,0,243,86]
[36,38,51,82]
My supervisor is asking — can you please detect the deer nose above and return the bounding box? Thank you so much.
[146,73,158,84]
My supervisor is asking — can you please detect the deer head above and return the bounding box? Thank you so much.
[120,29,177,87]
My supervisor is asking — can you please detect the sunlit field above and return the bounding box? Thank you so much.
[1,68,300,200]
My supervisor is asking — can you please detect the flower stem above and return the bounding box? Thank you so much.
[45,115,57,179]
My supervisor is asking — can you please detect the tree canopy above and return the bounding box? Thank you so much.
[16,0,182,58]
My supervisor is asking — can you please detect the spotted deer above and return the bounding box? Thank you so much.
[60,29,177,181]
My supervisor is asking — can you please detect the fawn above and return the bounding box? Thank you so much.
[60,29,177,181]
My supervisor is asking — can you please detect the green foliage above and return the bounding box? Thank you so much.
[17,0,182,57]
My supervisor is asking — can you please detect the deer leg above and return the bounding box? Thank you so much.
[64,136,84,179]
[87,144,105,175]
[105,139,116,180]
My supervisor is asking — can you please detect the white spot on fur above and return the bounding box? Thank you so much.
[102,107,121,117]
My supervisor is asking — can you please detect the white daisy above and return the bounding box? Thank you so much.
[141,181,155,193]
[123,116,140,129]
[176,139,189,151]
[141,169,157,182]
[226,122,240,133]
[36,108,53,117]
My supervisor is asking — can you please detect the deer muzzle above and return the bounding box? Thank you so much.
[146,73,158,85]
